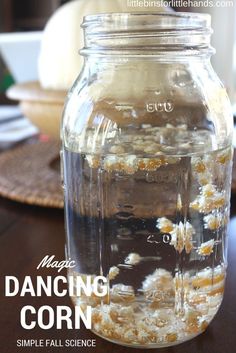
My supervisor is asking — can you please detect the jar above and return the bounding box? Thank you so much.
[61,13,233,348]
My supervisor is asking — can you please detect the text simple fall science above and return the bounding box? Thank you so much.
[4,255,108,329]
[16,339,96,348]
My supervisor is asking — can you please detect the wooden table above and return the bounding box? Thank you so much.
[0,176,236,353]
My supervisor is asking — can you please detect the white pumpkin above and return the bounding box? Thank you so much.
[38,0,169,90]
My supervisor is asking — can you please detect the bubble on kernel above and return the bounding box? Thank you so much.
[125,253,142,265]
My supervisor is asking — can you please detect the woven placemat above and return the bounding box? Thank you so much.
[0,141,63,208]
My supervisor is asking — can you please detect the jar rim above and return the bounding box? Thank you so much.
[82,12,211,31]
[81,12,213,58]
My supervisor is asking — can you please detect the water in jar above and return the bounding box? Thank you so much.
[63,122,232,348]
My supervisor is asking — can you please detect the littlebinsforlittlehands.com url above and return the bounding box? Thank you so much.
[126,0,234,8]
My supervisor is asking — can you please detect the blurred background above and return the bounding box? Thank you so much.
[0,0,235,103]
[0,0,69,104]
[0,0,236,103]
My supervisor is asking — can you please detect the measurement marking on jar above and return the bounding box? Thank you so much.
[163,234,171,244]
[146,101,174,113]
[147,234,171,245]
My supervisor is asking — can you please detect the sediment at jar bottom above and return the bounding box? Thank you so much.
[69,265,225,348]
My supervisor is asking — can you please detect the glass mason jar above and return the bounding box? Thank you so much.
[61,13,233,348]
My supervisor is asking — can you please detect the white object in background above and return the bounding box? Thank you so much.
[38,0,170,90]
[0,106,38,143]
[0,105,22,122]
[0,32,43,83]
[0,118,38,142]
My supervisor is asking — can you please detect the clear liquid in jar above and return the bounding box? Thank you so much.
[63,131,232,348]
